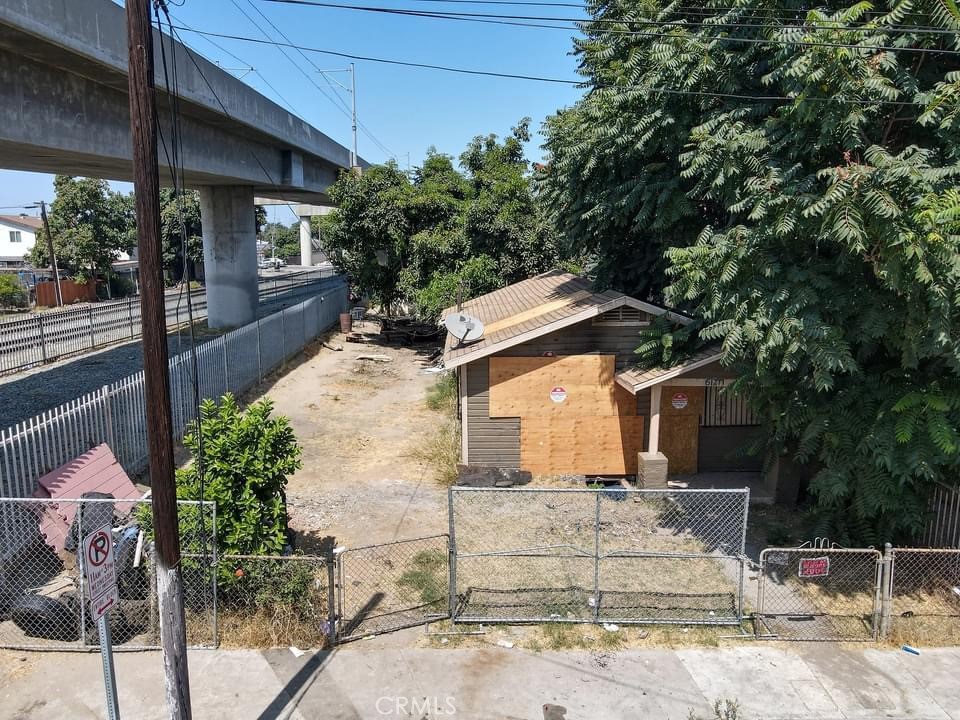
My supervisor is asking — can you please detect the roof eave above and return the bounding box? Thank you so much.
[616,351,725,394]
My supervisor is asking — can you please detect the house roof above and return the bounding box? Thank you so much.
[0,215,42,231]
[441,270,691,369]
[615,345,725,394]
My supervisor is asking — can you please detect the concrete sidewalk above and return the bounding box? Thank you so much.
[3,643,959,719]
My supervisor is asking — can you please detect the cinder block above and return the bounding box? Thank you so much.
[638,452,669,488]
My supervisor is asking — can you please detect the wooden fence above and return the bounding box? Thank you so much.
[0,282,349,497]
[35,279,96,307]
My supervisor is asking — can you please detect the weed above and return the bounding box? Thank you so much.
[426,372,457,413]
[411,416,460,485]
[397,549,448,605]
[689,699,743,720]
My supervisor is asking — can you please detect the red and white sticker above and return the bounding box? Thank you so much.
[671,392,688,410]
[550,386,567,403]
[798,556,830,578]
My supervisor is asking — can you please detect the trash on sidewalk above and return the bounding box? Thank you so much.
[289,646,306,658]
[902,645,920,655]
[602,623,619,632]
[496,639,515,648]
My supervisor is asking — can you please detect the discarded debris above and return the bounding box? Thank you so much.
[496,639,515,648]
[322,342,343,351]
[345,333,365,343]
[602,623,619,632]
[666,480,689,489]
[289,646,306,657]
[356,354,392,362]
[902,644,920,655]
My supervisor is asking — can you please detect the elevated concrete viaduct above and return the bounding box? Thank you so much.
[0,0,360,327]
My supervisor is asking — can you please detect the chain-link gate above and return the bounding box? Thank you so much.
[884,547,960,646]
[449,487,749,626]
[756,543,882,641]
[336,534,450,641]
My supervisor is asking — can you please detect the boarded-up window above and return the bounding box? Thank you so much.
[702,385,757,427]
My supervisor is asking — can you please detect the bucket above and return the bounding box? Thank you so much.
[339,312,353,333]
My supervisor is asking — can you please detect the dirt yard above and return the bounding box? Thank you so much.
[257,325,450,551]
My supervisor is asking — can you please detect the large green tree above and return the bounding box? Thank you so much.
[324,122,565,318]
[29,176,136,282]
[542,0,960,542]
[160,188,203,285]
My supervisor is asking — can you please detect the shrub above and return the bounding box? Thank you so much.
[0,275,28,308]
[177,393,302,557]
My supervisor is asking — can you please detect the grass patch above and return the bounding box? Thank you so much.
[397,549,448,605]
[412,373,460,485]
[426,372,457,413]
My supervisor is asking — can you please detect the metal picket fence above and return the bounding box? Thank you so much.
[0,267,337,375]
[0,281,349,498]
[922,481,960,549]
[448,487,749,626]
[0,497,216,651]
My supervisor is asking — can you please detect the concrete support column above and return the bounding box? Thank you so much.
[299,216,312,267]
[648,384,662,454]
[199,185,258,329]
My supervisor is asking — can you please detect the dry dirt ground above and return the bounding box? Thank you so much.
[257,324,450,551]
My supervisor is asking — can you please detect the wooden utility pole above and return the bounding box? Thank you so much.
[37,201,62,307]
[125,2,193,718]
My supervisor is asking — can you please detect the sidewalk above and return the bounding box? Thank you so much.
[3,642,959,719]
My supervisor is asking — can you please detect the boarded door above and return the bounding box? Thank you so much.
[659,387,704,475]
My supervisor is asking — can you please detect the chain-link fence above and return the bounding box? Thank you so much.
[449,487,749,626]
[0,497,216,651]
[337,535,450,641]
[885,548,960,646]
[756,546,882,641]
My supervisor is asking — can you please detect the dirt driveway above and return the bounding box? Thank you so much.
[258,326,450,551]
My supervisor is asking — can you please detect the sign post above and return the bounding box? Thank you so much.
[83,525,121,720]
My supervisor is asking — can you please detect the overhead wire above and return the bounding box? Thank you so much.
[170,25,950,104]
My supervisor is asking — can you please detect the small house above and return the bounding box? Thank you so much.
[442,271,770,490]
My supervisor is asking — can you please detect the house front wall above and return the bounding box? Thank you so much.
[463,313,652,470]
[0,221,37,262]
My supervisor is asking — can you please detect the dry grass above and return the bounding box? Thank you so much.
[216,607,330,649]
[410,373,460,485]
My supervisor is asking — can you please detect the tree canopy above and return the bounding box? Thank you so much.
[323,121,567,318]
[540,0,960,542]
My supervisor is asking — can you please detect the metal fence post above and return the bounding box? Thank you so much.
[593,491,601,622]
[88,306,95,349]
[127,298,135,339]
[326,546,338,645]
[77,500,87,648]
[879,543,893,640]
[447,487,457,621]
[256,318,262,382]
[103,384,115,451]
[37,314,48,364]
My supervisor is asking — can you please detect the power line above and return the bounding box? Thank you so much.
[170,26,929,106]
[254,0,960,36]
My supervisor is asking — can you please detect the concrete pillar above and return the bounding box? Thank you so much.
[648,384,662,454]
[299,216,312,267]
[199,186,258,329]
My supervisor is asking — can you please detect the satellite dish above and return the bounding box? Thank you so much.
[444,312,485,344]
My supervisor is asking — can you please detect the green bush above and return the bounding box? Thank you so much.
[176,393,302,557]
[0,275,28,308]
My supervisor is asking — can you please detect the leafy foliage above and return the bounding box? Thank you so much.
[176,394,302,556]
[261,221,301,260]
[0,275,28,309]
[543,0,960,541]
[323,122,565,318]
[159,188,203,285]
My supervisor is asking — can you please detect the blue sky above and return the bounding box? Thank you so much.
[0,0,585,223]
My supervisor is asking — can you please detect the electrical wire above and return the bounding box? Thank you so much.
[170,25,944,104]
[253,0,960,37]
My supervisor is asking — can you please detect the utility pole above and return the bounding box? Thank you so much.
[33,201,62,307]
[350,62,358,169]
[125,2,192,718]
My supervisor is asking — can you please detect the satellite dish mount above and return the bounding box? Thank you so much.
[444,312,485,346]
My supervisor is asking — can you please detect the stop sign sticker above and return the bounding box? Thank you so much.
[550,386,567,403]
[671,392,688,409]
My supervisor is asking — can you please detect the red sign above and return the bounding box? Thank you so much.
[798,556,830,578]
[671,392,688,410]
[550,386,567,403]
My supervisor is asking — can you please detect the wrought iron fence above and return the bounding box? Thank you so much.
[337,535,450,641]
[449,487,749,626]
[0,282,349,498]
[0,497,216,651]
[885,547,960,646]
[922,482,960,549]
[0,268,338,375]
[755,544,882,641]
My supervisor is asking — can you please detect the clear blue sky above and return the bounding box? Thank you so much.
[0,0,585,223]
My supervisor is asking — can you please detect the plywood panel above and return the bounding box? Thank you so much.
[520,416,645,475]
[489,355,631,418]
[659,386,705,475]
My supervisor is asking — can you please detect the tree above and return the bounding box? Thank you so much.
[0,275,27,309]
[323,124,565,318]
[159,188,203,285]
[28,176,135,282]
[260,221,300,260]
[544,0,960,542]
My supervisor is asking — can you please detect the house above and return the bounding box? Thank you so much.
[0,214,41,268]
[442,271,767,490]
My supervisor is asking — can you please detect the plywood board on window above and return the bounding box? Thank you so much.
[520,416,645,475]
[489,355,632,418]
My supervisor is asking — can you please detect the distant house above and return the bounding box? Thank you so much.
[0,214,41,268]
[442,271,777,493]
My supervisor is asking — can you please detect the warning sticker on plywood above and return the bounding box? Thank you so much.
[671,392,688,409]
[550,386,567,403]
